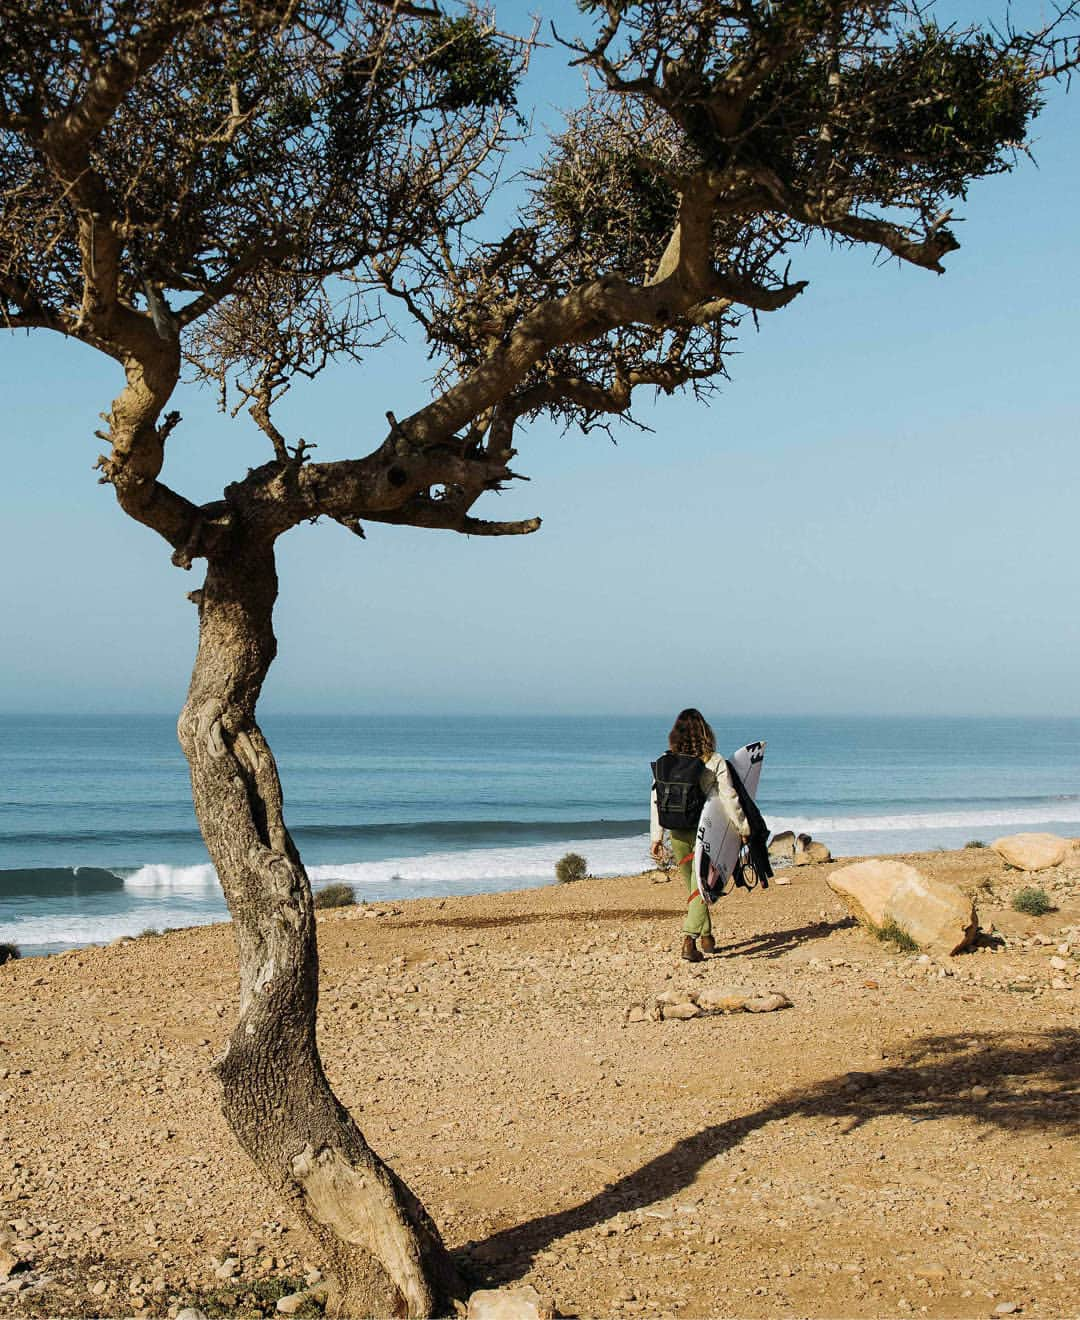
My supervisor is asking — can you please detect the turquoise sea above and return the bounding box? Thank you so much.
[2,713,1079,956]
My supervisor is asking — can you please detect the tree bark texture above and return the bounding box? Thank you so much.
[177,536,459,1318]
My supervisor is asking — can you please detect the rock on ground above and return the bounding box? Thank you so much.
[656,986,792,1016]
[660,1002,700,1020]
[793,840,832,865]
[745,993,791,1013]
[274,1292,309,1315]
[769,830,796,859]
[466,1285,554,1320]
[992,832,1067,872]
[827,859,978,955]
[696,986,751,1013]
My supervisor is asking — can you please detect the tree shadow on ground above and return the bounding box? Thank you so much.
[459,1028,1079,1284]
[712,915,857,959]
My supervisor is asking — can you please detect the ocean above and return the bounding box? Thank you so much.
[2,713,1079,958]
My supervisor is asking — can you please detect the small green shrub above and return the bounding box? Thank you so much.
[314,882,356,909]
[0,942,20,965]
[139,927,162,938]
[870,917,921,954]
[1011,886,1052,917]
[555,852,588,884]
[965,839,987,849]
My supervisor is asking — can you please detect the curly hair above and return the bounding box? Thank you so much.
[668,708,716,759]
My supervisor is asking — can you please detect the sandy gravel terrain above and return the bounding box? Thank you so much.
[1,846,1077,1319]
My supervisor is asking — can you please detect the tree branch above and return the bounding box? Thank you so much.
[746,170,960,272]
[177,239,295,328]
[0,272,66,332]
[822,212,960,273]
[511,359,725,420]
[364,501,541,535]
[42,3,209,156]
[393,254,795,453]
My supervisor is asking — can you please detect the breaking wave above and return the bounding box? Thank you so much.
[4,797,1078,955]
[3,796,1080,902]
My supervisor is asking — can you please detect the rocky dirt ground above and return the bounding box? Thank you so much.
[0,846,1078,1320]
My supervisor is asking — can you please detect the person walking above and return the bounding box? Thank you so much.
[650,709,750,962]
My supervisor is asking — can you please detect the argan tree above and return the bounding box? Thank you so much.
[2,0,1075,1312]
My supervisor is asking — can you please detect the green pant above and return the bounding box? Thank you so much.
[671,829,711,938]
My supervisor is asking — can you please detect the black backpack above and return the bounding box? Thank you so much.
[651,753,706,831]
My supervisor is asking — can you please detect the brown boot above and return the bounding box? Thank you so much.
[699,934,716,955]
[681,935,703,963]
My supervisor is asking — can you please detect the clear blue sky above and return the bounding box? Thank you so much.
[2,1,1077,717]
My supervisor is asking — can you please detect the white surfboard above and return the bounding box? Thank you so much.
[694,741,766,904]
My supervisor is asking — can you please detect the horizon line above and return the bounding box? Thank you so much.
[3,709,1080,721]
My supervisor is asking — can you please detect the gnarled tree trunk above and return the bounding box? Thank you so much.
[177,534,459,1318]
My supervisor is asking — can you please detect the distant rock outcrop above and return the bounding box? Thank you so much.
[792,838,832,866]
[769,830,796,860]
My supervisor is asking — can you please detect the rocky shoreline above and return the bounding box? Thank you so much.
[1,843,1077,1319]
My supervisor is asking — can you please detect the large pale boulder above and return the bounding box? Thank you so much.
[992,833,1067,872]
[827,859,977,956]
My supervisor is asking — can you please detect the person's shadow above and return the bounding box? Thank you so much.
[712,915,857,959]
[456,1028,1079,1287]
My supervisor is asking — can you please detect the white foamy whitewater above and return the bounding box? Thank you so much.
[5,711,1080,956]
[0,834,656,956]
